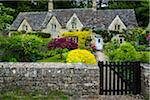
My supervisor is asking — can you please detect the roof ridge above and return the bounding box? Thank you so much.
[19,11,48,14]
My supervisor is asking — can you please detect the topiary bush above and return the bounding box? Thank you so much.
[109,42,140,62]
[66,49,96,64]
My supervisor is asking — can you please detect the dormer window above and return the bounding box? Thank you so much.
[51,23,56,32]
[23,25,28,32]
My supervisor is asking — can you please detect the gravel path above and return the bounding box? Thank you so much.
[95,51,108,62]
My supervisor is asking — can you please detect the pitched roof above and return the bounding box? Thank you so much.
[11,12,52,31]
[11,9,138,31]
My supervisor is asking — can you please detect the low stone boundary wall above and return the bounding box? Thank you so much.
[0,63,99,96]
[141,64,150,100]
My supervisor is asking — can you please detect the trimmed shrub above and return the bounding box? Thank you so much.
[67,49,96,64]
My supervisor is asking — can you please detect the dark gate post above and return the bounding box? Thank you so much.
[136,61,141,94]
[98,61,103,95]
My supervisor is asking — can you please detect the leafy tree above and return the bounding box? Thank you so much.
[0,3,14,31]
[135,0,149,27]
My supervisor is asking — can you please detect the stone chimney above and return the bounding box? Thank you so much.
[48,0,53,11]
[92,0,97,10]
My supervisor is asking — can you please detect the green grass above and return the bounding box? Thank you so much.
[37,53,68,62]
[0,89,69,100]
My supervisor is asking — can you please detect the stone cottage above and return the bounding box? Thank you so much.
[10,0,138,50]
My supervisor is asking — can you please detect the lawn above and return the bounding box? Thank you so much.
[37,53,67,62]
[0,90,68,100]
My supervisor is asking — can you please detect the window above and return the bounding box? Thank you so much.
[120,38,123,43]
[69,37,78,43]
[51,23,56,32]
[72,22,77,29]
[115,24,120,31]
[98,39,101,43]
[23,25,28,32]
[118,25,120,30]
[71,17,77,29]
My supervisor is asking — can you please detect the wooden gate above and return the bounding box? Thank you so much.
[98,61,141,95]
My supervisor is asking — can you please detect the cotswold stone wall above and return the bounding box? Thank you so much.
[0,63,99,96]
[141,64,150,100]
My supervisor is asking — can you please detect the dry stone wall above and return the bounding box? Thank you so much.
[141,64,150,100]
[0,63,99,96]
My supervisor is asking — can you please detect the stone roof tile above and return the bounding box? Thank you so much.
[11,9,138,31]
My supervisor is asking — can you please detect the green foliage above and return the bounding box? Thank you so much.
[0,35,52,62]
[63,31,91,48]
[27,32,51,38]
[109,42,140,62]
[11,31,51,38]
[0,88,69,100]
[135,45,149,51]
[138,51,150,63]
[0,3,15,31]
[37,53,68,62]
[94,30,119,42]
[104,38,120,56]
[11,31,23,36]
[122,28,148,45]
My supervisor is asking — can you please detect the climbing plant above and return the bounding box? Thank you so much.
[62,31,91,48]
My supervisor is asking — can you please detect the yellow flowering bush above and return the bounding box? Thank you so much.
[62,31,91,48]
[66,49,97,64]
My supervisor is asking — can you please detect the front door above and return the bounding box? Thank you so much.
[96,38,103,50]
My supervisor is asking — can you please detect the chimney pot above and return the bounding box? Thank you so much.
[48,0,53,11]
[92,0,97,10]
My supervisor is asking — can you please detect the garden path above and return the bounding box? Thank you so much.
[95,51,108,62]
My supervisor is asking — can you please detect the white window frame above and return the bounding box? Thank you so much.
[115,24,120,31]
[71,17,77,29]
[23,24,28,32]
[51,23,56,32]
